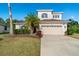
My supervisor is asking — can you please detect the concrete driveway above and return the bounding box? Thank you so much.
[41,35,79,56]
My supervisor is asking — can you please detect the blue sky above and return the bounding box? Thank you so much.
[0,3,79,22]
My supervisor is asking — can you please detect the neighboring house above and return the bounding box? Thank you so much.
[0,24,9,33]
[0,24,5,33]
[0,21,24,33]
[14,21,25,29]
[4,26,10,32]
[37,9,68,35]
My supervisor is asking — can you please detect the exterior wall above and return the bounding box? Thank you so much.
[0,25,5,33]
[15,24,23,29]
[52,13,62,20]
[38,11,53,20]
[38,10,66,35]
[37,11,63,20]
[62,23,67,32]
[6,27,10,32]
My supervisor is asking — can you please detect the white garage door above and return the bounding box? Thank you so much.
[41,25,64,35]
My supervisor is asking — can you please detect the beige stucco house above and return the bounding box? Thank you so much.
[37,9,68,35]
[14,9,68,35]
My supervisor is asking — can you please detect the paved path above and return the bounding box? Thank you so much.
[41,35,79,56]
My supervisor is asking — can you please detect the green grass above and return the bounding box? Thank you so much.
[70,33,79,39]
[0,35,40,56]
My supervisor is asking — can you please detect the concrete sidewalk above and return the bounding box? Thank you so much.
[41,35,79,56]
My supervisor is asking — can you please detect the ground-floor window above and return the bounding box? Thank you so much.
[4,26,7,30]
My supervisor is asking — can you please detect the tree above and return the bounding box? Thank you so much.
[0,17,5,25]
[25,13,40,34]
[13,19,19,23]
[67,19,79,35]
[8,3,13,35]
[6,18,18,26]
[68,19,78,27]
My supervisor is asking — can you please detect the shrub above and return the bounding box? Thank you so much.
[67,19,79,35]
[14,29,20,34]
[22,29,30,34]
[76,25,79,33]
[67,25,79,35]
[14,29,30,34]
[67,26,74,35]
[36,31,43,38]
[67,30,74,35]
[0,32,9,34]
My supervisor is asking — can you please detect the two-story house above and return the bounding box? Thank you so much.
[37,9,68,35]
[14,9,68,35]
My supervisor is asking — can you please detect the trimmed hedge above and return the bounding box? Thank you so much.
[14,29,30,34]
[0,32,9,34]
[67,25,79,35]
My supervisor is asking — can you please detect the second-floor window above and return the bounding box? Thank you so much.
[53,15,59,18]
[42,13,48,18]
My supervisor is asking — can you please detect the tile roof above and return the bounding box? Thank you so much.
[13,21,24,25]
[40,19,69,24]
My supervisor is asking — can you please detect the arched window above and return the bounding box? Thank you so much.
[42,13,48,18]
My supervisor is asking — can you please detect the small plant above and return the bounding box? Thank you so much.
[36,31,43,38]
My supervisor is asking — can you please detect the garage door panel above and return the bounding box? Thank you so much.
[41,25,64,35]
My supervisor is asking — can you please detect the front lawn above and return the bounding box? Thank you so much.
[0,34,40,56]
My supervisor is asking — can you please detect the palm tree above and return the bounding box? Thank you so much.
[8,3,13,35]
[25,13,40,34]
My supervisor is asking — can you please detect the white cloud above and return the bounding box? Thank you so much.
[70,16,75,19]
